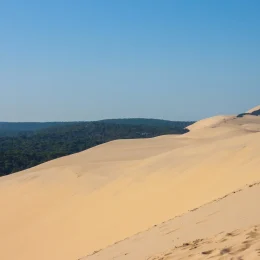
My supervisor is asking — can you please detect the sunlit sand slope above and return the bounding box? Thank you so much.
[0,108,259,260]
[82,183,260,260]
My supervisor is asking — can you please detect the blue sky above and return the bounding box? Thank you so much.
[0,0,259,121]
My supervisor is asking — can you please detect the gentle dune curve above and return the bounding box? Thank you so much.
[186,115,235,131]
[0,107,260,260]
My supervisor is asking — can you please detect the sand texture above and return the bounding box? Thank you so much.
[82,182,260,260]
[0,107,259,260]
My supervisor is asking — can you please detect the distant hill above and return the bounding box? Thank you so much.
[0,122,74,136]
[100,118,193,128]
[0,120,193,176]
[0,119,194,137]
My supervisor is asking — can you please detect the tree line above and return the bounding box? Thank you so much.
[0,121,192,176]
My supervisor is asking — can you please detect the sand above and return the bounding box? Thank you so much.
[0,107,260,260]
[247,105,260,113]
[186,115,235,131]
[82,182,260,260]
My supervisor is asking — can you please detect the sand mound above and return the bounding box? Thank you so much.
[247,105,260,113]
[186,115,235,131]
[0,110,260,260]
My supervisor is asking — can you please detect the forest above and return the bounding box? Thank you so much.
[0,119,193,176]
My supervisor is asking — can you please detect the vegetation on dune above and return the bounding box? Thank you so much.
[0,120,193,177]
[237,109,260,118]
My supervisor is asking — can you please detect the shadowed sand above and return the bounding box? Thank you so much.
[0,107,260,260]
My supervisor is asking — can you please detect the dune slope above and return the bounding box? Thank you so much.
[0,109,260,260]
[82,182,260,260]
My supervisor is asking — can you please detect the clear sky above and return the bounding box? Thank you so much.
[0,0,259,122]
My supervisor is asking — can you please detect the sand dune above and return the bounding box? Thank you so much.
[247,105,260,113]
[82,182,260,260]
[0,107,260,260]
[186,115,235,131]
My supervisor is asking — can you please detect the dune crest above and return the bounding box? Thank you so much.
[186,115,235,131]
[247,105,260,113]
[0,107,260,260]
